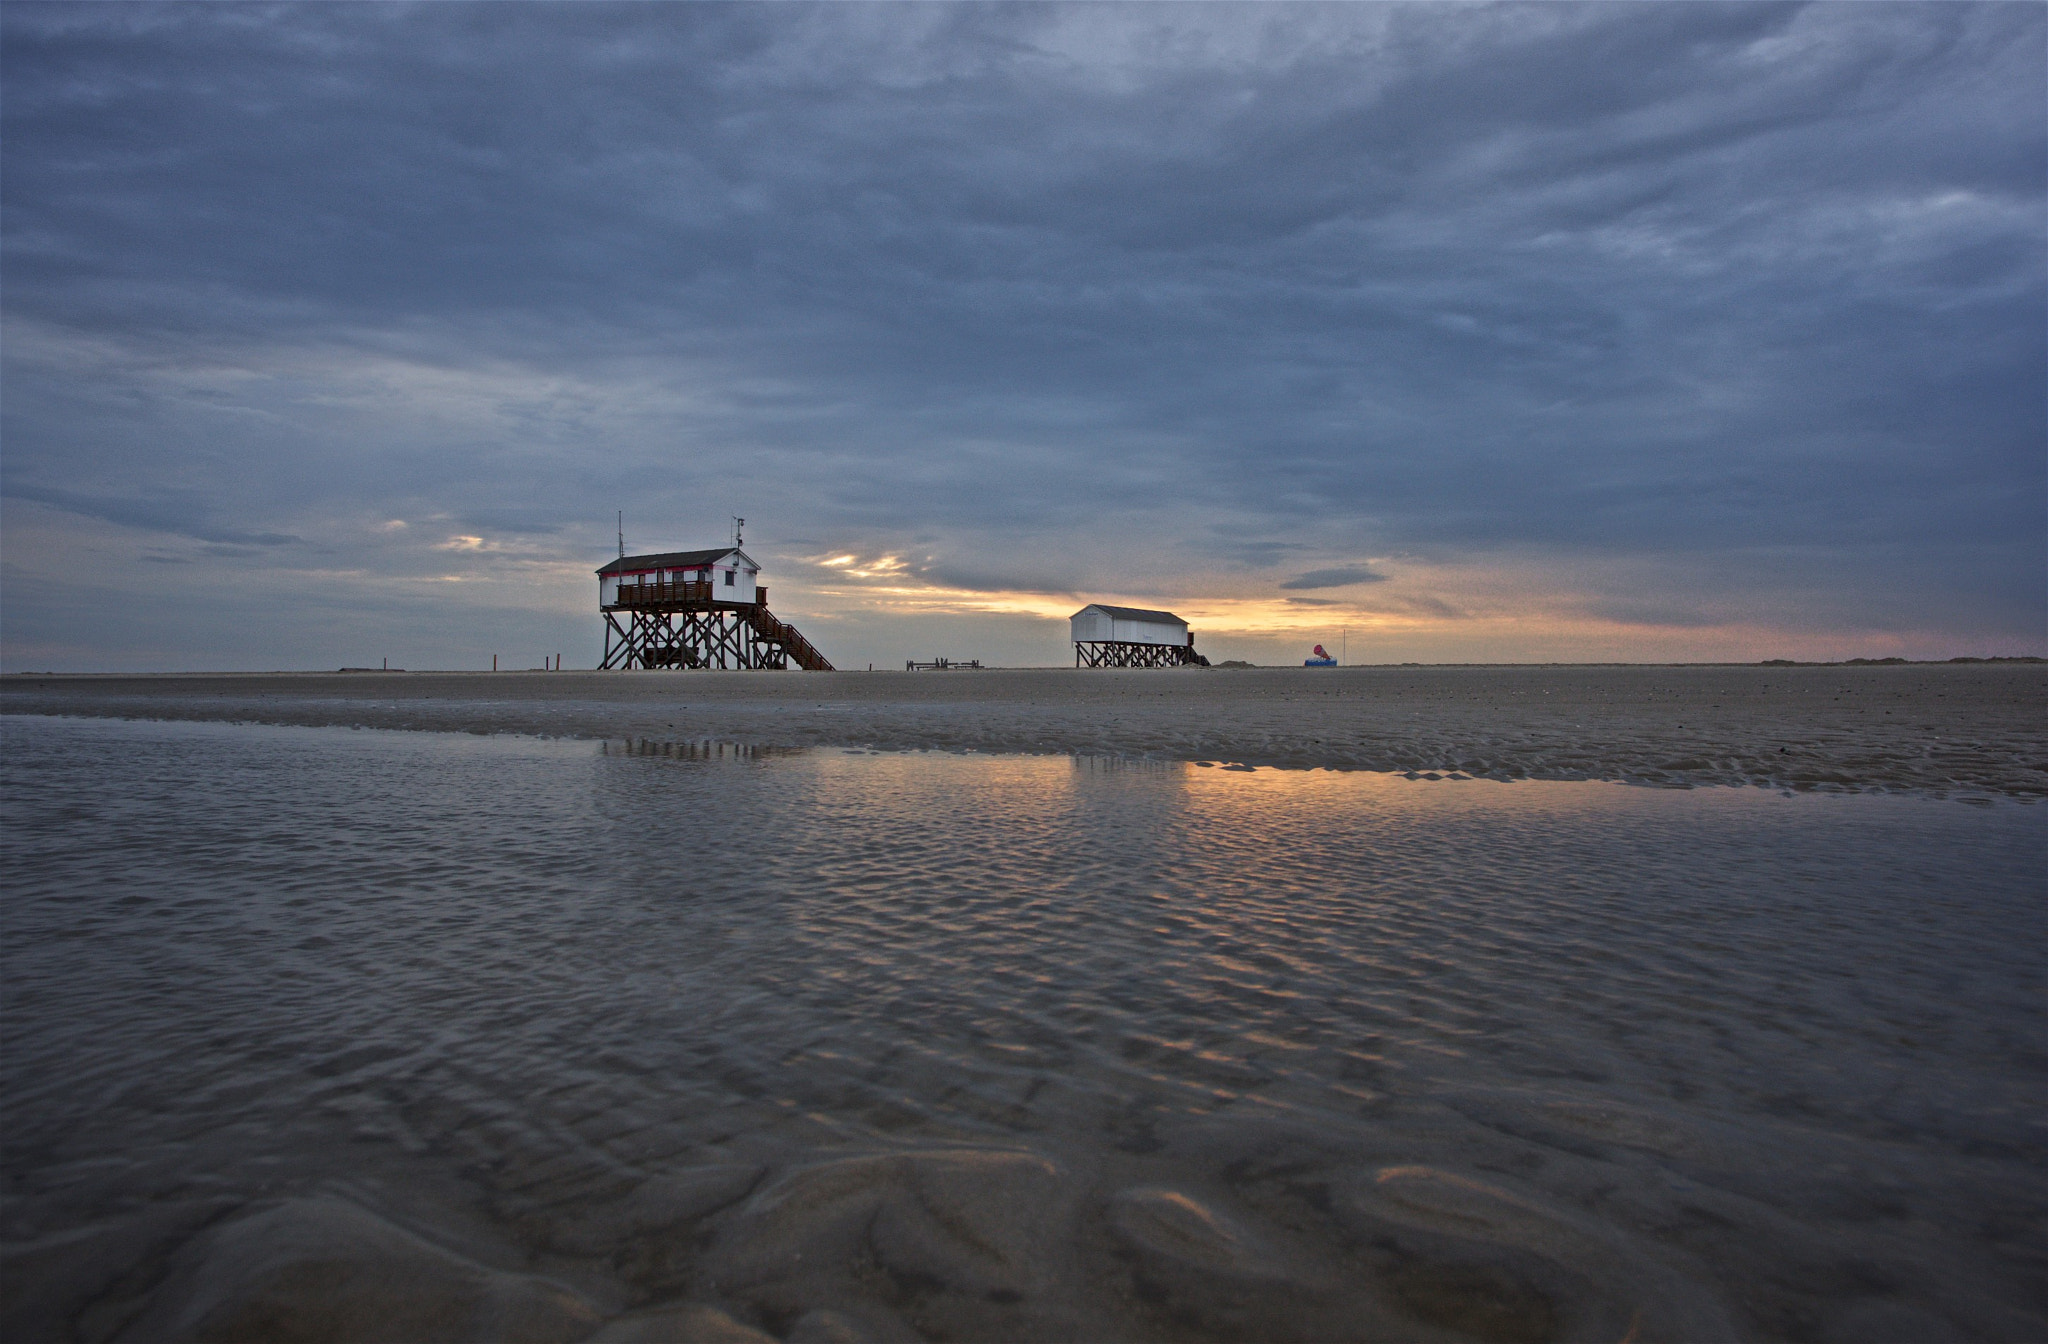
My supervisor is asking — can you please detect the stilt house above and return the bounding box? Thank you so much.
[599,548,760,609]
[599,547,831,671]
[1070,604,1209,668]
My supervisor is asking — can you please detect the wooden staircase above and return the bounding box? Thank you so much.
[747,604,835,671]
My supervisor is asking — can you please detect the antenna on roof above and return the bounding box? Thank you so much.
[618,511,624,560]
[733,516,745,548]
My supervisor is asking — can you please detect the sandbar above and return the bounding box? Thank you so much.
[5,663,2042,800]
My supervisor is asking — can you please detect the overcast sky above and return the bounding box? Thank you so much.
[3,2,2041,670]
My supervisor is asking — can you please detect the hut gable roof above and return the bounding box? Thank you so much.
[597,548,755,576]
[1073,603,1187,627]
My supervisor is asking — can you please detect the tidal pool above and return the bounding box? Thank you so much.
[2,715,2041,1342]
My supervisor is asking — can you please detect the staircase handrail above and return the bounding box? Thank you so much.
[747,603,835,671]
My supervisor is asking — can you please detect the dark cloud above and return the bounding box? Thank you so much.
[1206,538,1313,570]
[1581,598,1732,631]
[1282,566,1390,591]
[455,511,565,536]
[1380,594,1467,622]
[8,484,301,547]
[1,2,2040,667]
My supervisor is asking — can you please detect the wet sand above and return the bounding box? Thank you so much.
[3,688,2043,1342]
[5,663,2044,800]
[1,717,2044,1344]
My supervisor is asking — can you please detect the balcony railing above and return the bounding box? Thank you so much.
[607,580,764,609]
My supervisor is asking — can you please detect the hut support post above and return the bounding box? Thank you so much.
[601,607,803,670]
[1073,640,1207,669]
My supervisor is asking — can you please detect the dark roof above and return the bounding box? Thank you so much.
[1074,603,1187,626]
[597,547,748,575]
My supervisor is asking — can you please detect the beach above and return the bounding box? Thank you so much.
[2,669,2044,1343]
[9,0,2041,1336]
[5,662,2044,800]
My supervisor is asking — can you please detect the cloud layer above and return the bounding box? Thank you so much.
[3,3,2041,668]
[1282,567,1390,591]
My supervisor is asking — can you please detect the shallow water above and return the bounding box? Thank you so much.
[1,715,2042,1343]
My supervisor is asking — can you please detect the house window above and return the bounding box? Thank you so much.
[724,569,735,586]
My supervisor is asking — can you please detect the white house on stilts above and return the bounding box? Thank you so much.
[1070,604,1208,668]
[599,546,832,671]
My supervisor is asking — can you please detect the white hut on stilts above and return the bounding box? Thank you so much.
[1070,604,1208,668]
[599,545,832,671]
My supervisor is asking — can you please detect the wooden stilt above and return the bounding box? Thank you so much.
[1073,640,1208,669]
[598,596,832,671]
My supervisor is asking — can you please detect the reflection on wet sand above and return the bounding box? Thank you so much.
[1,717,2041,1342]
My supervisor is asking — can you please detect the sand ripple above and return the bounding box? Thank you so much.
[1109,1186,1302,1283]
[706,1149,1071,1339]
[3,716,2040,1342]
[111,1197,602,1344]
[1347,1166,1737,1343]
